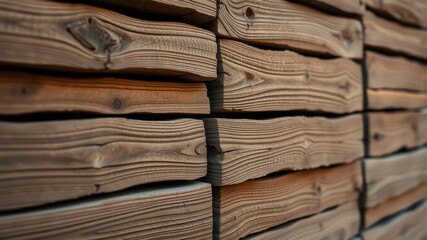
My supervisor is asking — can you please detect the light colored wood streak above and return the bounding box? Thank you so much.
[365,182,427,227]
[88,0,216,24]
[369,112,427,157]
[364,201,427,240]
[366,148,427,208]
[244,202,360,240]
[214,162,362,240]
[0,0,217,81]
[367,51,427,92]
[212,0,363,58]
[0,118,207,211]
[366,0,427,28]
[297,0,365,15]
[210,40,362,113]
[0,182,212,240]
[205,115,363,186]
[368,89,427,110]
[364,11,427,60]
[0,71,210,115]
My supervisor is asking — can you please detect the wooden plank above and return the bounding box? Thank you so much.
[366,0,427,28]
[365,182,427,227]
[367,51,427,92]
[368,89,427,110]
[369,112,427,157]
[296,0,365,15]
[366,148,427,208]
[204,115,363,186]
[88,0,216,25]
[0,181,212,240]
[364,11,427,60]
[214,162,362,240]
[364,201,427,240]
[0,71,210,115]
[210,39,363,113]
[244,202,360,240]
[0,0,217,81]
[211,0,363,58]
[0,118,207,211]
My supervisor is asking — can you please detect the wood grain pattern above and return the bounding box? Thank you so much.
[209,40,363,113]
[244,202,360,240]
[88,0,216,24]
[0,118,207,211]
[365,182,427,227]
[214,162,362,240]
[366,0,427,28]
[367,51,427,92]
[212,0,363,58]
[205,115,363,186]
[0,181,212,240]
[296,0,365,15]
[0,0,217,81]
[369,112,427,157]
[0,71,210,115]
[368,89,427,110]
[363,201,427,240]
[366,148,427,208]
[364,11,427,60]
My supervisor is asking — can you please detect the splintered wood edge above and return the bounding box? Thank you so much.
[0,182,213,239]
[0,71,210,115]
[244,202,360,240]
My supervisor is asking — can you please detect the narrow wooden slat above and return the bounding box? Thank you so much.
[0,71,210,115]
[204,114,363,186]
[212,0,363,58]
[88,0,216,24]
[0,0,217,81]
[214,162,362,240]
[0,182,212,240]
[369,112,427,157]
[210,40,363,113]
[0,118,207,211]
[365,148,427,208]
[368,89,427,110]
[296,0,365,15]
[364,201,427,240]
[367,51,427,92]
[244,202,360,240]
[366,0,427,28]
[365,182,427,227]
[364,11,427,60]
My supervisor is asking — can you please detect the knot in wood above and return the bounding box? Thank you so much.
[113,98,122,110]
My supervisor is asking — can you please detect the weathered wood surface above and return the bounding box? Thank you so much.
[213,162,362,240]
[366,148,427,208]
[367,51,427,92]
[205,115,363,186]
[244,202,360,240]
[366,0,427,28]
[0,118,207,211]
[88,0,216,24]
[212,0,363,58]
[295,0,365,15]
[365,182,427,227]
[364,11,427,60]
[368,89,427,110]
[210,40,363,113]
[0,181,212,240]
[0,0,217,81]
[0,71,210,115]
[363,201,427,240]
[369,112,427,157]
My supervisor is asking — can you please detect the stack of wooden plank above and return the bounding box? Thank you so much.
[361,1,427,239]
[0,0,216,238]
